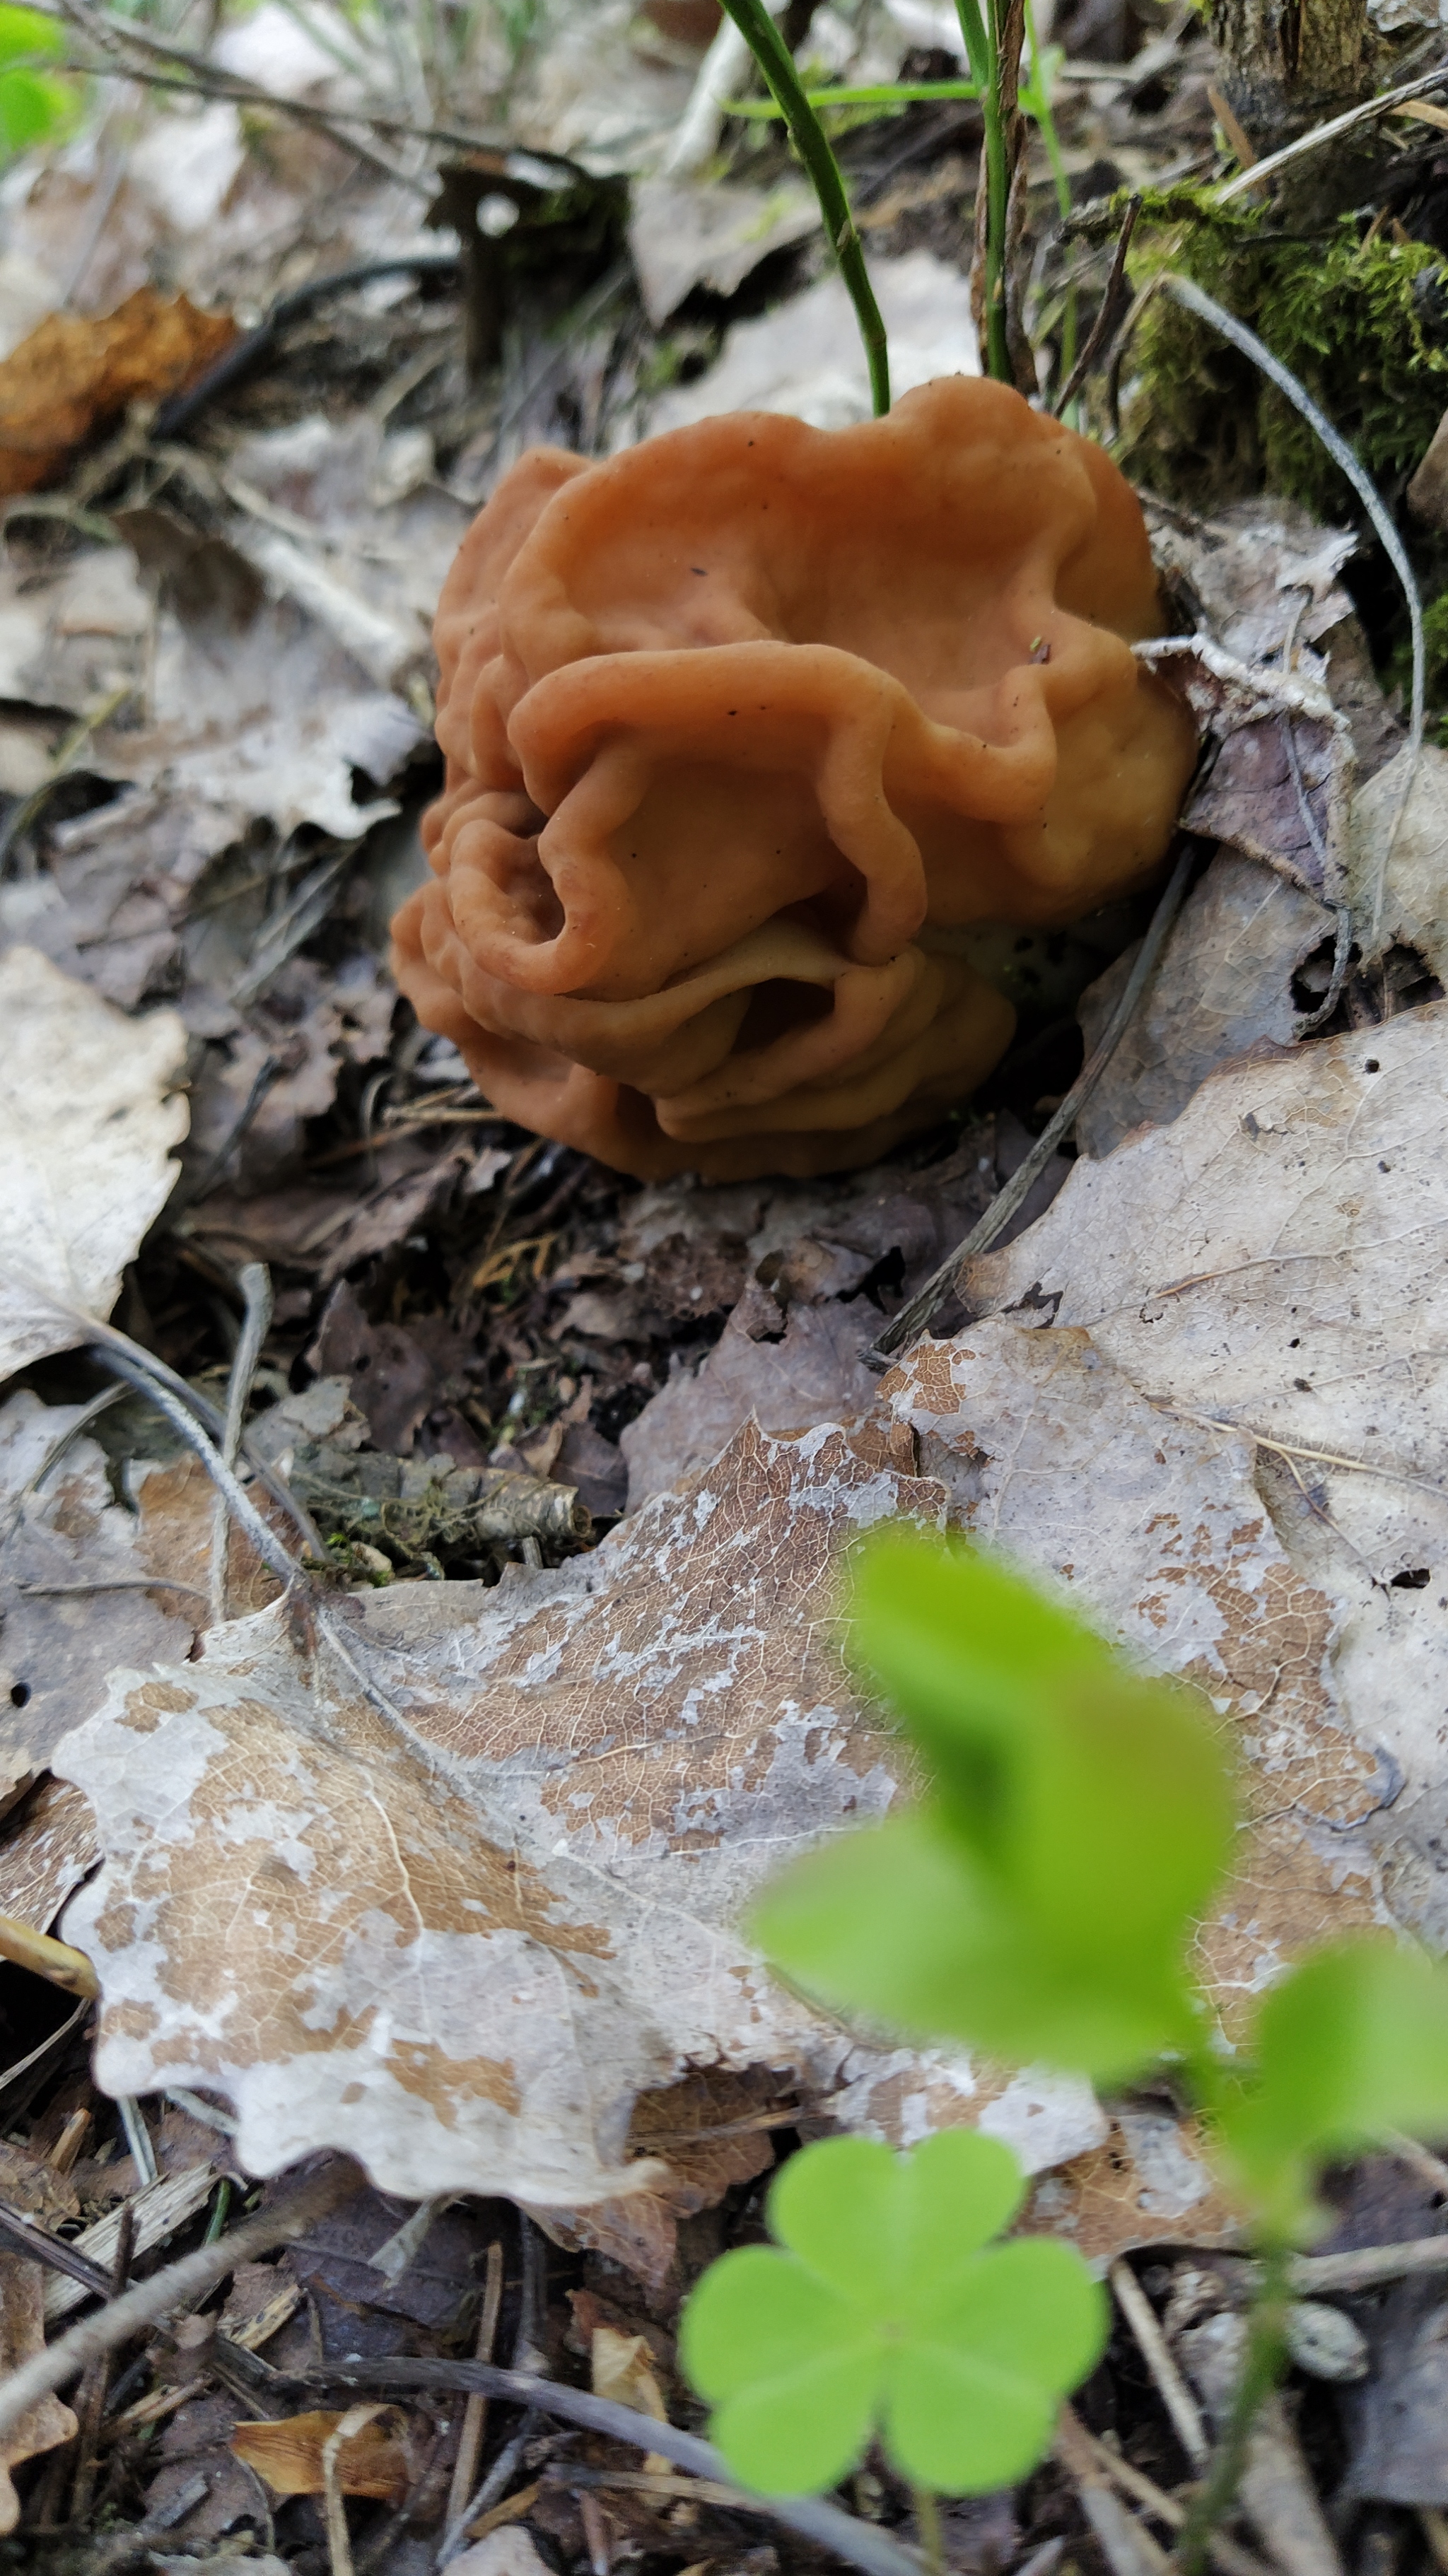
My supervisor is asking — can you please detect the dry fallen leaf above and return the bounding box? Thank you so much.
[646,249,979,433]
[47,981,1448,2254]
[1353,740,1448,982]
[0,288,235,497]
[1140,633,1353,909]
[1075,848,1330,1160]
[525,2064,779,2293]
[57,1416,1111,2207]
[0,1389,197,1780]
[1145,497,1358,672]
[591,2322,670,2420]
[619,1294,882,1508]
[0,1776,100,1942]
[0,948,187,1376]
[879,1315,1385,2036]
[592,2324,672,2473]
[90,582,426,855]
[965,996,1448,1953]
[53,1348,1384,2254]
[0,2255,76,2529]
[231,2405,418,2502]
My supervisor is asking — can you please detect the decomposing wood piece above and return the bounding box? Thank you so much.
[286,1447,590,1559]
[393,377,1196,1181]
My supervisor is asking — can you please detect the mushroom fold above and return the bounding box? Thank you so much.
[393,377,1197,1180]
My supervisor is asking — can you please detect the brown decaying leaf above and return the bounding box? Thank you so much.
[50,1002,1448,2256]
[964,993,1448,1952]
[526,2066,780,2295]
[0,1774,100,1939]
[1075,848,1330,1162]
[0,288,235,497]
[0,950,188,1381]
[0,2254,77,2529]
[132,1451,283,1624]
[231,2404,417,2501]
[592,2324,672,2475]
[0,1391,197,1779]
[58,1416,1114,2211]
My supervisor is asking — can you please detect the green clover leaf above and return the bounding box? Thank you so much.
[678,2131,1107,2496]
[0,6,72,157]
[756,1530,1234,2085]
[1217,1940,1448,2239]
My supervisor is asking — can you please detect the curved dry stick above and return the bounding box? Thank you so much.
[1213,59,1448,206]
[305,2355,926,2576]
[0,2160,361,2440]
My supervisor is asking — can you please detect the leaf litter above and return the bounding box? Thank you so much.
[0,0,1447,2563]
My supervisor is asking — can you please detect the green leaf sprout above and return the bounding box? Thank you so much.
[679,2131,1106,2498]
[754,1529,1235,2086]
[1216,1939,1448,2240]
[0,6,74,159]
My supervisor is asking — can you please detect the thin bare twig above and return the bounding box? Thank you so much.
[0,2200,110,2300]
[440,2238,504,2562]
[79,1315,325,1558]
[18,1577,211,1602]
[212,1262,273,1624]
[866,838,1196,1363]
[1290,2234,1448,2295]
[70,2201,134,2523]
[1213,58,1448,204]
[1052,193,1142,415]
[1109,2261,1210,2467]
[1065,2412,1275,2576]
[1386,2131,1448,2197]
[439,2413,542,2565]
[86,1342,299,1591]
[308,2356,926,2576]
[1056,2404,1170,2576]
[0,2160,361,2440]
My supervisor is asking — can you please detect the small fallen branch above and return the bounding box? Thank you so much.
[0,2160,361,2439]
[303,2354,926,2576]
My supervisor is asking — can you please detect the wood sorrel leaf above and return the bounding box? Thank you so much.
[754,1808,1198,2079]
[756,1530,1234,2084]
[679,2132,1107,2496]
[1218,1940,1448,2237]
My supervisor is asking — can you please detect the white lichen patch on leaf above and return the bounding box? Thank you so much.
[62,1420,1058,2207]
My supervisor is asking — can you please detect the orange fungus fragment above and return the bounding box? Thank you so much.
[392,377,1197,1180]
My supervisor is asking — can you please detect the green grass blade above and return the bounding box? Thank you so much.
[728,78,981,115]
[717,0,889,415]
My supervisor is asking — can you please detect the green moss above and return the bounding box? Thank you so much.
[1116,198,1448,521]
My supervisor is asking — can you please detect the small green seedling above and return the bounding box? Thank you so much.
[679,2131,1104,2498]
[1215,1938,1448,2241]
[755,1529,1235,2088]
[682,1528,1448,2562]
[0,6,74,159]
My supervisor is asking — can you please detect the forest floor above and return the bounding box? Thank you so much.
[1,0,1448,2568]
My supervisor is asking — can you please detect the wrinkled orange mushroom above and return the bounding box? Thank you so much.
[393,376,1196,1181]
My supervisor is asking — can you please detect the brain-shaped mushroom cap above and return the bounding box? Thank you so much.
[393,375,1196,1181]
